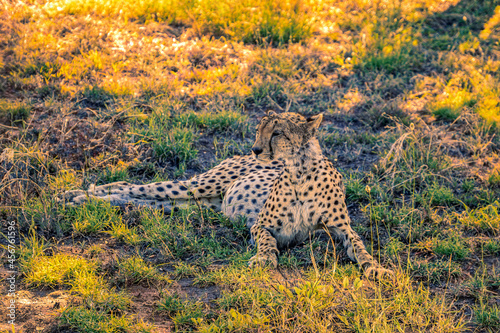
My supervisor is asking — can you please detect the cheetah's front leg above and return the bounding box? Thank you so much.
[325,218,393,279]
[248,223,279,268]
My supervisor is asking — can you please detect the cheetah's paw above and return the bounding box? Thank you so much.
[249,252,278,269]
[363,264,394,280]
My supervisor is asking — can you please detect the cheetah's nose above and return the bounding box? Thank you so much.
[252,147,263,156]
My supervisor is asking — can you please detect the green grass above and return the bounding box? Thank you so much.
[457,202,500,236]
[157,292,207,330]
[60,307,153,333]
[65,200,122,234]
[2,0,500,331]
[0,99,31,125]
[115,256,167,285]
[43,0,313,45]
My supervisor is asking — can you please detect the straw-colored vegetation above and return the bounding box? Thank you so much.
[1,0,500,331]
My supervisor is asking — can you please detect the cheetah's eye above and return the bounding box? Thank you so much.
[271,131,282,138]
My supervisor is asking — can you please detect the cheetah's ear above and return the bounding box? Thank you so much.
[266,110,278,117]
[306,114,323,132]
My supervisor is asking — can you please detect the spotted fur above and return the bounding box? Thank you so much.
[63,111,391,278]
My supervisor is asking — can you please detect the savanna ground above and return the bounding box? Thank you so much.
[1,0,500,331]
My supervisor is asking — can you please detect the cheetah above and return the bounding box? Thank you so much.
[63,111,391,278]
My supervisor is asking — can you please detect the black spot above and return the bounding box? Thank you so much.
[244,185,250,190]
[157,187,164,192]
[139,187,145,192]
[172,191,179,195]
[166,184,173,189]
[179,186,187,191]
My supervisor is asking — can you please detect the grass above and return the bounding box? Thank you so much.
[1,0,500,331]
[115,256,167,285]
[0,99,31,126]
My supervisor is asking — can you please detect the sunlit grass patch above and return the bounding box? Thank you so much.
[92,158,139,185]
[22,253,97,288]
[197,270,465,332]
[18,232,132,313]
[193,264,271,287]
[157,292,206,330]
[47,170,82,193]
[43,0,313,45]
[353,16,423,75]
[430,84,477,122]
[65,199,122,234]
[60,306,153,333]
[107,220,142,245]
[115,256,166,285]
[173,262,202,279]
[456,202,500,236]
[0,99,31,126]
[428,70,500,127]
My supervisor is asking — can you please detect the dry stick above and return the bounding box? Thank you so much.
[323,227,338,276]
[0,123,19,130]
[309,232,320,279]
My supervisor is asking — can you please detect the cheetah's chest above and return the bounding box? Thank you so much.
[271,179,323,247]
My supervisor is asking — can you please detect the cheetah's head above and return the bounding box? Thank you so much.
[252,111,323,162]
